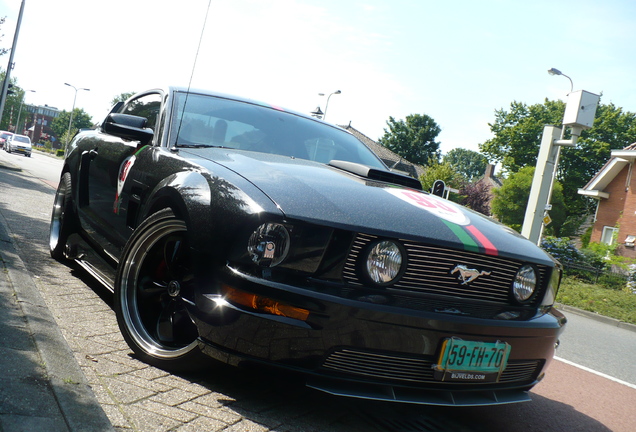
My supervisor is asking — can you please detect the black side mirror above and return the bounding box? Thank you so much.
[102,113,154,145]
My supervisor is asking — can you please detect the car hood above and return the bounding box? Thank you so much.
[191,150,553,264]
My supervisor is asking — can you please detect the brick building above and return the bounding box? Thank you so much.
[578,142,636,257]
[24,104,61,147]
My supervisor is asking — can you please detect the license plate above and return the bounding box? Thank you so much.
[435,338,510,382]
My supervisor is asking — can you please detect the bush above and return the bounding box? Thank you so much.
[541,237,584,264]
[55,149,64,157]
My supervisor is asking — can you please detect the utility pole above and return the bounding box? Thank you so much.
[0,0,26,126]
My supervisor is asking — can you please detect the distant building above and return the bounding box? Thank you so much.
[578,142,636,257]
[340,123,425,179]
[25,104,61,146]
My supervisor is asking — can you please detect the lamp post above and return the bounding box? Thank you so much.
[64,82,90,145]
[15,89,35,135]
[318,90,341,120]
[547,68,573,94]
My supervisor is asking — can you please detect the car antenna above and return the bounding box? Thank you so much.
[174,0,212,150]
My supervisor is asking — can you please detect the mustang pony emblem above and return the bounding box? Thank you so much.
[451,265,491,285]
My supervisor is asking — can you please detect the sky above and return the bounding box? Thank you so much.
[1,0,635,155]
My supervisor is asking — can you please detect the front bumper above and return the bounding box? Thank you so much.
[194,265,566,406]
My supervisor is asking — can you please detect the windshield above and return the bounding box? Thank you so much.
[14,135,31,144]
[170,92,386,168]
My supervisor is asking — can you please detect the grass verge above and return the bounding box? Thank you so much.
[556,276,636,325]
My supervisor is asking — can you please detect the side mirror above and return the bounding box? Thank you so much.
[102,113,154,145]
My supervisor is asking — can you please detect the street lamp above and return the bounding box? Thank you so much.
[547,68,573,93]
[65,82,90,145]
[318,90,341,120]
[15,89,35,135]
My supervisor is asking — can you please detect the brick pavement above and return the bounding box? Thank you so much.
[0,155,384,432]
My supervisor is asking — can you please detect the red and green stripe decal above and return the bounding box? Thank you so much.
[441,220,498,256]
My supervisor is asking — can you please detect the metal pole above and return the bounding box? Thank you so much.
[0,0,26,126]
[521,125,563,244]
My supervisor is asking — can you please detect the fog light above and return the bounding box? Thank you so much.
[513,264,537,302]
[248,223,290,267]
[364,240,404,285]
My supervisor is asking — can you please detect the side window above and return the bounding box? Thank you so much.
[601,226,618,245]
[121,93,162,131]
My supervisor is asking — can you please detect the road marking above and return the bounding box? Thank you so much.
[555,356,636,390]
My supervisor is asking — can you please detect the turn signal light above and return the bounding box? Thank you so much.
[222,285,309,321]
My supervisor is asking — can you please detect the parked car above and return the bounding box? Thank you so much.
[6,133,32,157]
[49,87,566,406]
[0,130,13,149]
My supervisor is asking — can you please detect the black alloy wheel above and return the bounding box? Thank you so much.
[49,172,76,259]
[114,209,207,370]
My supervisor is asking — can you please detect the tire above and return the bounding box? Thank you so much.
[114,209,208,371]
[49,172,77,259]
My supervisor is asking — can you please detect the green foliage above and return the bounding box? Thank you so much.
[0,17,9,57]
[419,159,466,201]
[378,114,441,166]
[491,166,566,234]
[541,237,583,263]
[0,71,23,131]
[557,277,636,325]
[56,149,65,157]
[479,99,565,173]
[443,148,489,181]
[110,91,136,107]
[478,98,636,224]
[50,108,93,142]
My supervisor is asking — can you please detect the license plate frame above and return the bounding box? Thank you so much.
[434,338,511,383]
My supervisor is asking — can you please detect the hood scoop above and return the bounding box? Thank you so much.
[328,160,422,190]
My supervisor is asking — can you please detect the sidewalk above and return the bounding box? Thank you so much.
[0,214,113,431]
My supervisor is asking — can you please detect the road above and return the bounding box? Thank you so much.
[1,149,635,432]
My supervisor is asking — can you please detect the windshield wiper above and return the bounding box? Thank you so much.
[176,143,227,148]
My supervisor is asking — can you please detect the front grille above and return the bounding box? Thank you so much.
[321,349,541,386]
[343,233,551,306]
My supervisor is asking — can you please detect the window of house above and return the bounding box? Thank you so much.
[601,226,618,245]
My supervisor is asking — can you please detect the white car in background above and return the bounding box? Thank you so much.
[6,134,32,157]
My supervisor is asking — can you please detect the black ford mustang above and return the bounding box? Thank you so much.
[49,87,566,406]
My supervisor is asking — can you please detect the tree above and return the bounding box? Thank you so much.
[0,17,9,57]
[459,181,492,216]
[443,148,488,181]
[419,159,466,203]
[378,114,441,165]
[0,71,22,131]
[479,98,636,229]
[51,108,93,142]
[110,91,136,107]
[491,166,566,235]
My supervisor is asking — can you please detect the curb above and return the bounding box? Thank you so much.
[0,211,114,430]
[556,303,636,333]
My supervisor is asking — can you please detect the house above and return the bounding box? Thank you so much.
[578,142,636,257]
[339,123,425,179]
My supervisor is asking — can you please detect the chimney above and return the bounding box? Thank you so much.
[484,164,495,179]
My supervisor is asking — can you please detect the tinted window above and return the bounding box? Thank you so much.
[171,92,385,168]
[121,93,162,131]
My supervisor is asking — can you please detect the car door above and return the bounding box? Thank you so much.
[79,92,162,259]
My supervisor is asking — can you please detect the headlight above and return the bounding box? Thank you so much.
[512,264,537,302]
[247,223,290,267]
[541,266,562,307]
[364,240,404,285]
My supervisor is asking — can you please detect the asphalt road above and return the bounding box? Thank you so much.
[1,148,635,432]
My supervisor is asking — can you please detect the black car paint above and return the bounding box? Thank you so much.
[56,86,565,406]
